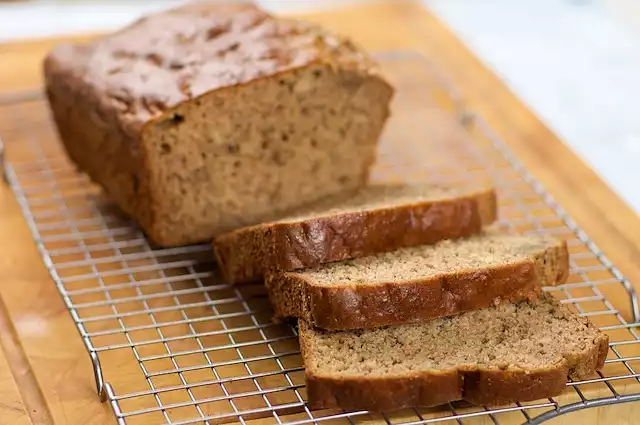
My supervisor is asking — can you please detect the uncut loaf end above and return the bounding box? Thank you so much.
[299,294,608,411]
[44,1,393,246]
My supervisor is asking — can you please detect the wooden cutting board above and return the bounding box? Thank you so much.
[0,306,31,425]
[1,2,640,424]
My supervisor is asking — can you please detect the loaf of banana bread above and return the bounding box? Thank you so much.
[43,1,393,246]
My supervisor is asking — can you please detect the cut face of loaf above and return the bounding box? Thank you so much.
[43,2,393,247]
[214,184,497,283]
[267,231,569,330]
[299,294,609,411]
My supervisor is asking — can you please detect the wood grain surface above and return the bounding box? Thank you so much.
[0,301,31,425]
[0,2,639,425]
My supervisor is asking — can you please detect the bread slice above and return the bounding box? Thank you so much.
[214,184,497,283]
[44,2,393,247]
[266,230,568,330]
[299,294,609,411]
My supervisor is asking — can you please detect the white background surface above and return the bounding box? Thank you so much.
[425,0,640,214]
[1,0,639,213]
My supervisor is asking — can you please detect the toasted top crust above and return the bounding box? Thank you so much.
[43,1,380,136]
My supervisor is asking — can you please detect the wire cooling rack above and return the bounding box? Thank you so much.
[2,50,640,425]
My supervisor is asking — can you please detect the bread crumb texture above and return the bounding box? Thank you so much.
[303,295,603,376]
[272,184,463,223]
[302,231,559,285]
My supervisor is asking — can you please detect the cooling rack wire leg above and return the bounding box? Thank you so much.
[105,382,126,425]
[627,285,640,323]
[90,351,107,402]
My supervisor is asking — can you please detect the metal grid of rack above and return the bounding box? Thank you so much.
[2,51,640,425]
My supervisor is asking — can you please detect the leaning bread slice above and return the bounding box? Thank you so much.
[267,230,568,330]
[213,183,497,284]
[299,293,609,411]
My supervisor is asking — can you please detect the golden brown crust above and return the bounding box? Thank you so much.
[214,187,498,284]
[299,319,608,411]
[266,238,569,331]
[305,370,463,411]
[461,367,567,406]
[43,75,155,235]
[44,2,378,137]
[310,262,541,330]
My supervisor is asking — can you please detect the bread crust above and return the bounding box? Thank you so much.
[214,187,497,283]
[299,320,609,411]
[267,238,569,330]
[305,369,463,411]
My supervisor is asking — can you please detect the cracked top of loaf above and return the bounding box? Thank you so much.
[43,1,380,135]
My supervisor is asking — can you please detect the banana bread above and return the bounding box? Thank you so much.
[299,294,608,411]
[214,184,497,284]
[267,230,569,330]
[43,1,393,246]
